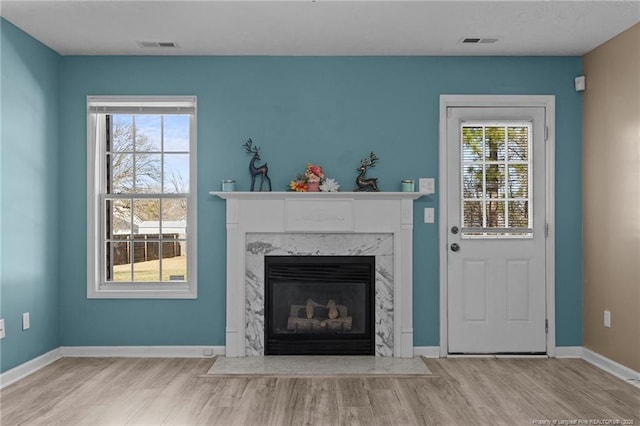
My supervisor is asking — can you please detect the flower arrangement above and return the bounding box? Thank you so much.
[289,163,340,192]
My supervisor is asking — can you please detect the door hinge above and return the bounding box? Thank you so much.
[545,223,549,238]
[544,126,549,141]
[545,319,549,334]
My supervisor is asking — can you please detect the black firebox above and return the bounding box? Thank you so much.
[264,256,375,355]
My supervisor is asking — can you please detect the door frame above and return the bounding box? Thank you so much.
[438,95,556,357]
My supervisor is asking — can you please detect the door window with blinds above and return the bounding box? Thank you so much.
[460,122,532,238]
[86,96,197,298]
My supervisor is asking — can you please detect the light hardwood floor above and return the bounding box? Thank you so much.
[1,357,638,425]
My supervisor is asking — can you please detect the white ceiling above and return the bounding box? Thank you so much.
[1,0,639,56]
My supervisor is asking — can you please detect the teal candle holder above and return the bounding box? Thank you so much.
[401,180,415,192]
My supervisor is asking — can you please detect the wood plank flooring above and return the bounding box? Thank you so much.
[1,357,638,425]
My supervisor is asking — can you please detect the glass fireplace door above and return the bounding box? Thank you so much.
[264,256,375,355]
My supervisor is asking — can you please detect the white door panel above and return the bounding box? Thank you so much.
[447,107,546,354]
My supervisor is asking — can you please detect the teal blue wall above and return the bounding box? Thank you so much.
[0,22,582,371]
[0,19,61,372]
[59,55,583,348]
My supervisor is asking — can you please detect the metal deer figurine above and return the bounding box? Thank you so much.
[354,152,380,192]
[243,139,272,192]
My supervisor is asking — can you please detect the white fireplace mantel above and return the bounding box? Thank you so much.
[211,191,424,358]
[212,191,425,200]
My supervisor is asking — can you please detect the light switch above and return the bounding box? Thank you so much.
[424,208,435,223]
[0,319,5,339]
[22,312,30,330]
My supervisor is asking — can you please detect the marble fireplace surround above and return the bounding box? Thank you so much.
[212,192,423,358]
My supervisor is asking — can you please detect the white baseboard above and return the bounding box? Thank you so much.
[60,345,225,358]
[0,348,63,390]
[582,347,640,387]
[413,346,440,358]
[554,346,583,358]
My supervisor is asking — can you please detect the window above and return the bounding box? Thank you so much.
[460,122,532,238]
[87,96,197,298]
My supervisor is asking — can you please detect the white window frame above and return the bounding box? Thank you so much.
[459,120,534,239]
[86,96,198,299]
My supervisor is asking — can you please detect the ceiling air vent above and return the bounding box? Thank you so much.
[460,37,499,44]
[137,41,179,49]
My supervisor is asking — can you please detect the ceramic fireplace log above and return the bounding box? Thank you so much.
[290,304,349,318]
[305,298,322,319]
[286,316,353,331]
[327,299,339,319]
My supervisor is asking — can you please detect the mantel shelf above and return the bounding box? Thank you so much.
[209,191,428,201]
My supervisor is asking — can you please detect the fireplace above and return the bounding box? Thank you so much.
[212,191,424,357]
[264,255,375,355]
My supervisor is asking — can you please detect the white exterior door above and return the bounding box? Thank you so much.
[446,106,547,353]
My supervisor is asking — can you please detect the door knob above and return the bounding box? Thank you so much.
[451,226,459,234]
[450,243,460,252]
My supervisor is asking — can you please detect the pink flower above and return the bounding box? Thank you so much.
[308,164,323,178]
[304,163,324,182]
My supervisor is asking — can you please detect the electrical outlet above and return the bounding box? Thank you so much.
[0,319,5,339]
[604,310,611,328]
[22,312,30,330]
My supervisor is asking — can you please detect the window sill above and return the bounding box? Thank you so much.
[87,282,197,299]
